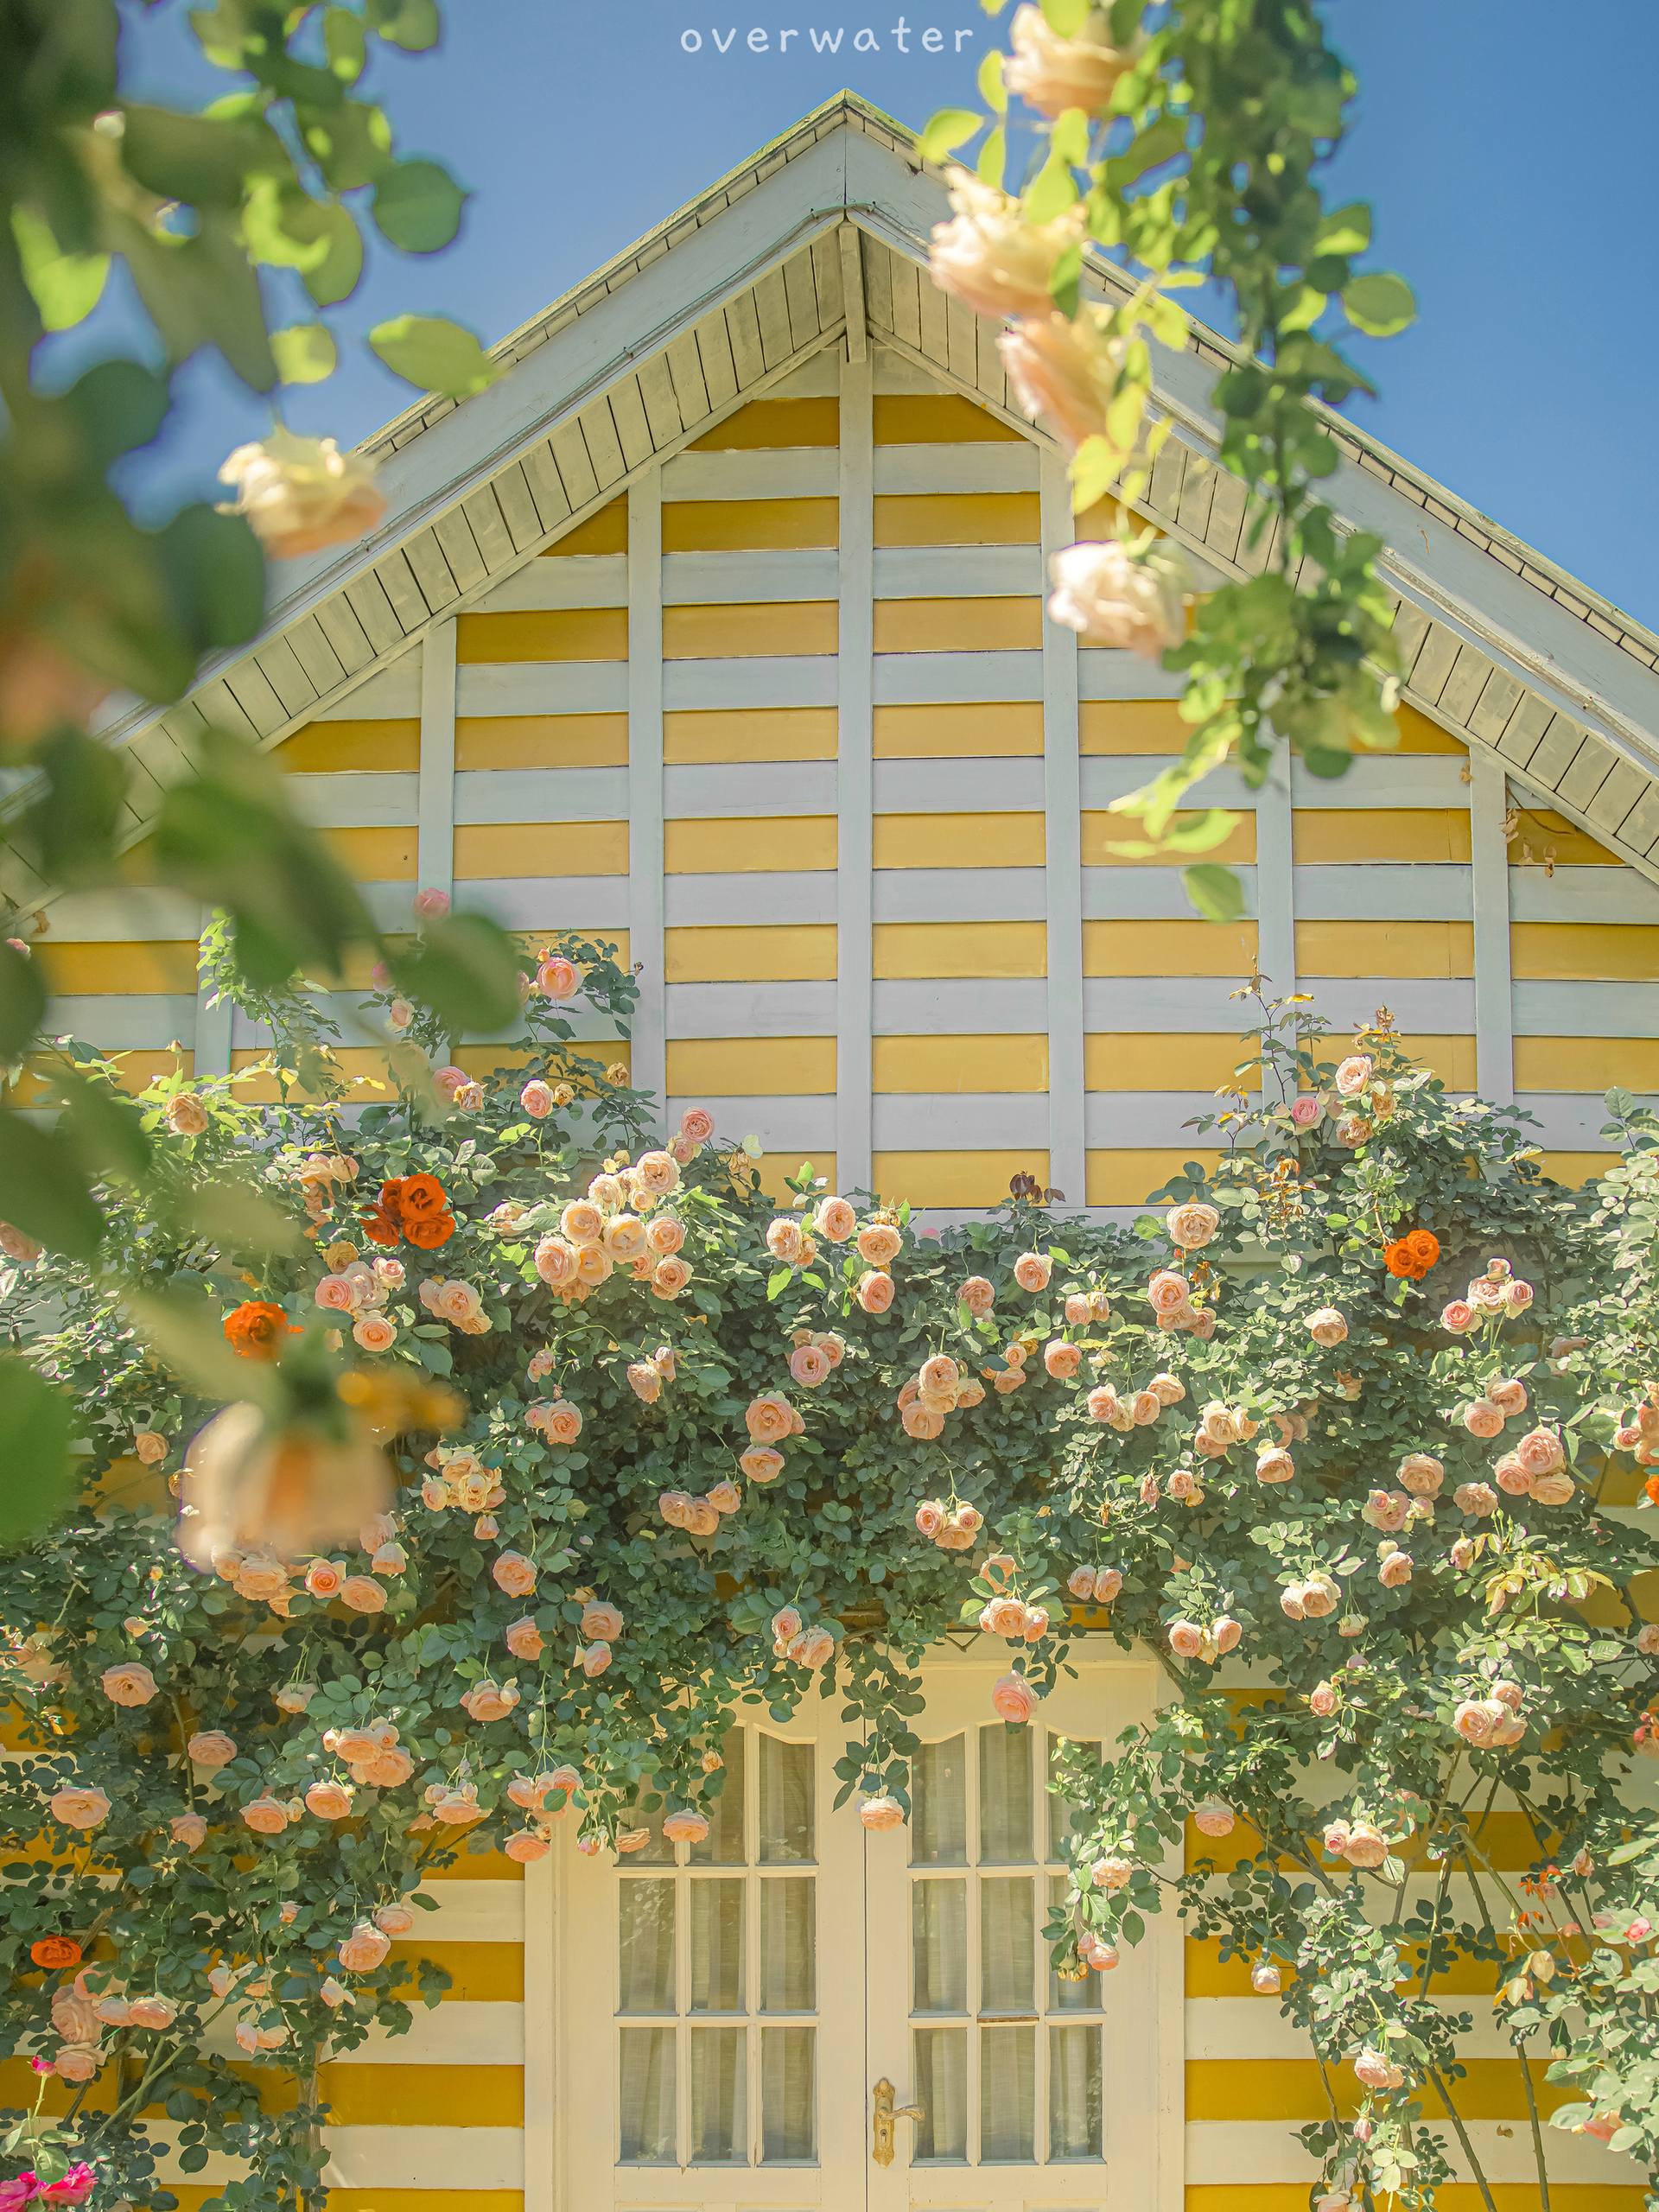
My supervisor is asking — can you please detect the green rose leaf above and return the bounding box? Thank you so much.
[271,321,339,385]
[0,1360,76,1548]
[11,207,109,331]
[370,313,497,397]
[0,1116,106,1260]
[372,159,467,252]
[1183,864,1246,924]
[917,109,983,162]
[1343,271,1417,338]
[389,911,524,1036]
[367,0,442,48]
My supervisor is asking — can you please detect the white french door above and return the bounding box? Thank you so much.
[556,1649,1176,2212]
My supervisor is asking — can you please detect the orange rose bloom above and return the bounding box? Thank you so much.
[30,1936,81,1969]
[360,1208,400,1249]
[1647,1472,1659,1505]
[224,1300,296,1359]
[1382,1242,1414,1279]
[399,1173,448,1222]
[404,1211,456,1252]
[1405,1229,1440,1272]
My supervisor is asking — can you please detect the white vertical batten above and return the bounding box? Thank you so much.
[627,474,667,1109]
[836,346,875,1196]
[1470,749,1515,1103]
[193,906,232,1077]
[1255,757,1296,1009]
[522,1853,556,2212]
[838,223,868,365]
[1039,449,1085,1205]
[416,623,457,903]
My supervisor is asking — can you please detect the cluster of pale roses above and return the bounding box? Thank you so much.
[43,1971,181,2085]
[529,1128,701,1305]
[896,1351,986,1441]
[767,1605,837,1672]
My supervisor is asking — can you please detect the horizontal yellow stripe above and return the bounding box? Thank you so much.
[1082,811,1257,866]
[742,1149,838,1201]
[315,2064,522,2126]
[1297,919,1474,978]
[1188,2192,1642,2212]
[432,1849,524,1879]
[664,816,836,873]
[225,1050,406,1105]
[664,925,836,982]
[1185,2056,1570,2125]
[1308,1031,1477,1087]
[664,707,837,763]
[543,500,626,556]
[872,1149,1051,1207]
[874,393,1023,444]
[690,397,839,449]
[1514,1034,1659,1090]
[1543,1150,1614,1185]
[664,497,837,552]
[456,608,626,664]
[283,718,420,772]
[452,822,627,878]
[873,921,1046,979]
[1087,1147,1223,1205]
[1077,700,1189,755]
[1512,922,1659,981]
[390,1942,524,2000]
[873,702,1044,756]
[1194,1808,1549,1877]
[325,825,416,880]
[114,836,162,886]
[874,595,1040,653]
[873,493,1039,547]
[37,941,198,995]
[1296,809,1471,863]
[873,811,1044,868]
[451,1040,629,1082]
[667,1037,836,1093]
[1084,1034,1262,1092]
[1510,809,1623,866]
[455,714,627,770]
[1395,702,1465,754]
[1084,919,1256,977]
[874,1033,1048,1092]
[662,601,836,658]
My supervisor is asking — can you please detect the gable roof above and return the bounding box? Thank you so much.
[25,91,1659,915]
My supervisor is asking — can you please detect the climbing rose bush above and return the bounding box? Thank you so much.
[3,969,1659,2212]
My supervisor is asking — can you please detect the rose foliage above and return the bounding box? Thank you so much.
[3,956,1659,2212]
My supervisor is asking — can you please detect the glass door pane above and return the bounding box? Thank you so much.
[619,2028,676,2162]
[761,2026,816,2161]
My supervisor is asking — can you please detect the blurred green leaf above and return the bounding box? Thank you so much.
[389,912,523,1036]
[1183,864,1247,924]
[918,109,982,162]
[59,359,171,472]
[367,0,442,49]
[271,322,338,385]
[17,727,130,891]
[1041,0,1089,28]
[323,8,369,79]
[0,1359,76,1548]
[57,1071,152,1183]
[372,160,467,252]
[0,1116,106,1261]
[113,209,276,391]
[124,1286,280,1414]
[1343,271,1416,338]
[370,313,495,397]
[182,1176,308,1259]
[0,943,47,1059]
[11,207,109,331]
[302,99,394,193]
[244,181,364,306]
[157,505,268,656]
[119,103,282,207]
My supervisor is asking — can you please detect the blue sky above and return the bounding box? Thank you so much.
[111,0,1659,621]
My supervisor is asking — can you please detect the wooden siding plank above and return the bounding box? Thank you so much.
[781,245,820,352]
[431,507,490,596]
[460,484,517,573]
[664,332,712,428]
[725,290,766,387]
[403,528,463,613]
[549,423,601,511]
[315,593,377,676]
[284,612,349,697]
[635,353,683,448]
[753,268,794,367]
[490,462,544,555]
[694,311,741,412]
[520,440,575,533]
[577,397,628,487]
[605,378,654,470]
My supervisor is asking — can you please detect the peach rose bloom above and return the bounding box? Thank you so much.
[658,1490,693,1529]
[645,1215,686,1257]
[663,1808,710,1846]
[339,1923,391,1972]
[340,1575,387,1614]
[1063,1292,1090,1325]
[735,1446,782,1487]
[1147,1268,1191,1316]
[1193,1800,1234,1840]
[766,1216,804,1266]
[461,1681,520,1723]
[1399,1452,1444,1497]
[603,1214,648,1262]
[790,1343,832,1389]
[854,1268,893,1315]
[54,2046,101,2084]
[677,1106,715,1144]
[948,1277,994,1323]
[544,1402,584,1446]
[745,1394,794,1445]
[305,1780,354,1820]
[1516,1426,1565,1476]
[634,1150,681,1198]
[1013,1250,1052,1293]
[652,1256,692,1297]
[991,1671,1037,1725]
[1306,1307,1348,1347]
[1334,1054,1373,1097]
[353,1313,397,1354]
[504,1829,550,1864]
[1490,1377,1529,1417]
[171,1812,208,1848]
[365,1747,413,1787]
[626,1360,663,1405]
[1461,1397,1504,1440]
[1301,1574,1340,1619]
[929,167,1084,321]
[1003,1,1135,117]
[582,1600,624,1643]
[915,1353,957,1398]
[1255,1446,1294,1484]
[561,1200,604,1244]
[854,1792,903,1833]
[912,1500,945,1540]
[128,1992,177,2031]
[519,1079,555,1119]
[1042,1339,1081,1381]
[811,1195,855,1244]
[708,1479,742,1518]
[1000,309,1120,450]
[1530,1469,1575,1506]
[52,1983,101,2043]
[955,1376,986,1408]
[166,1091,210,1138]
[1090,1853,1134,1891]
[791,1626,836,1670]
[188,1730,238,1770]
[493,1550,538,1598]
[902,1402,945,1440]
[134,1429,168,1465]
[1166,1200,1220,1249]
[537,956,580,1001]
[241,1796,289,1835]
[101,1662,158,1707]
[581,1640,613,1678]
[505,1618,544,1661]
[1440,1300,1474,1333]
[1377,1549,1413,1588]
[1085,1385,1120,1423]
[315,1274,359,1314]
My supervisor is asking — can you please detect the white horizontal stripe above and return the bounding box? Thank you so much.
[663,547,839,604]
[872,1092,1048,1149]
[455,662,627,715]
[1079,978,1278,1033]
[1084,867,1260,921]
[1079,757,1248,809]
[874,868,1048,923]
[312,658,420,720]
[42,997,194,1046]
[1186,1997,1548,2065]
[874,755,1040,814]
[660,448,836,500]
[1076,651,1189,701]
[321,2128,524,2190]
[664,760,836,817]
[1511,861,1659,923]
[454,767,629,824]
[31,888,201,942]
[1184,2120,1639,2188]
[1085,1091,1241,1146]
[874,545,1043,596]
[1514,1094,1634,1147]
[336,2001,524,2065]
[663,657,837,710]
[664,1095,836,1148]
[474,555,628,612]
[873,979,1046,1034]
[1290,755,1471,808]
[412,1878,524,1941]
[664,874,836,926]
[872,443,1038,496]
[873,650,1041,704]
[287,772,418,828]
[1515,979,1659,1035]
[1294,862,1473,921]
[665,982,837,1037]
[1287,976,1478,1030]
[456,878,631,928]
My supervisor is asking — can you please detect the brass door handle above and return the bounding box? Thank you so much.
[871,2076,925,2166]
